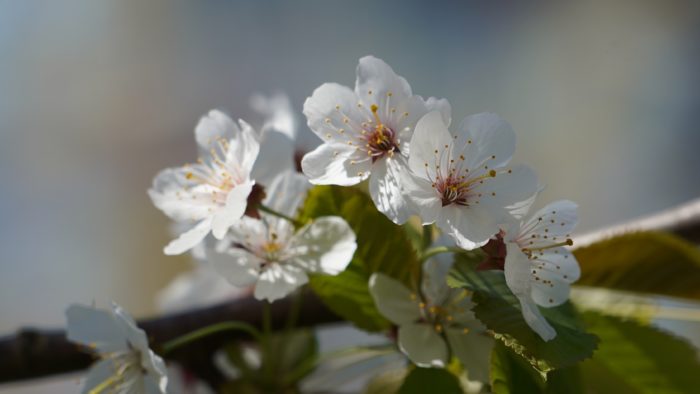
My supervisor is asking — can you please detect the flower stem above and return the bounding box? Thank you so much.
[258,204,303,226]
[419,246,467,263]
[161,321,262,355]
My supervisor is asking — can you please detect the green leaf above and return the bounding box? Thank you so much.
[490,342,545,394]
[580,312,700,394]
[398,367,463,394]
[491,342,585,394]
[574,231,700,300]
[447,256,598,372]
[299,186,420,331]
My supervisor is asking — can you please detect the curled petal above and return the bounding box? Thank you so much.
[211,180,255,240]
[254,264,308,302]
[369,156,414,224]
[164,218,212,255]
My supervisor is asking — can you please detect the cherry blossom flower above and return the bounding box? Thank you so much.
[66,303,167,394]
[211,214,356,302]
[301,56,451,224]
[369,259,492,382]
[149,110,259,255]
[502,200,581,341]
[403,111,539,250]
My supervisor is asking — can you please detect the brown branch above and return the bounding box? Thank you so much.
[0,291,340,385]
[1,197,700,385]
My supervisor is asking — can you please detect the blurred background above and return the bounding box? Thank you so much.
[1,0,699,392]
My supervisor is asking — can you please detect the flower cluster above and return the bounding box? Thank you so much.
[301,56,581,342]
[66,55,583,393]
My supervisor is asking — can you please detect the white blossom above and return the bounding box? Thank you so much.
[502,200,581,341]
[403,111,539,250]
[149,110,260,255]
[66,303,167,394]
[369,259,492,382]
[301,55,451,224]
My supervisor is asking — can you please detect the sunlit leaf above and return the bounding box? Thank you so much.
[448,256,598,373]
[580,312,700,394]
[575,231,700,300]
[299,186,420,331]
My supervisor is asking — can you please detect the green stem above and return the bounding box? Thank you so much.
[421,224,434,251]
[161,321,262,355]
[258,204,303,226]
[419,246,466,263]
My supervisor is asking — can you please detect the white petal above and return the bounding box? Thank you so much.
[477,164,539,223]
[504,244,556,341]
[398,323,449,368]
[303,82,368,142]
[194,110,241,149]
[226,119,260,175]
[520,200,578,242]
[439,205,496,250]
[530,249,580,307]
[402,170,442,224]
[210,248,262,288]
[407,111,454,177]
[421,258,454,305]
[445,327,493,383]
[111,303,150,352]
[81,359,119,394]
[251,130,295,186]
[141,350,168,393]
[262,171,311,218]
[369,156,414,224]
[164,218,212,255]
[425,97,452,126]
[519,296,556,341]
[254,264,308,302]
[250,92,297,139]
[211,180,254,240]
[368,273,422,325]
[66,304,128,352]
[288,216,357,275]
[456,113,515,170]
[148,167,218,222]
[355,56,413,108]
[301,142,371,186]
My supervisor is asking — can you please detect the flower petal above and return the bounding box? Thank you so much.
[520,200,578,243]
[148,167,218,222]
[530,249,580,307]
[226,119,260,175]
[439,205,496,250]
[301,142,371,186]
[262,171,311,218]
[456,113,515,170]
[504,244,556,341]
[210,248,262,288]
[164,218,212,255]
[303,82,368,142]
[66,304,128,352]
[398,323,449,368]
[368,273,422,325]
[445,327,493,383]
[82,359,119,394]
[477,164,539,223]
[407,111,454,178]
[288,216,356,275]
[355,56,413,108]
[251,130,295,186]
[402,171,442,224]
[194,109,240,149]
[254,263,308,302]
[211,180,254,240]
[369,156,414,224]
